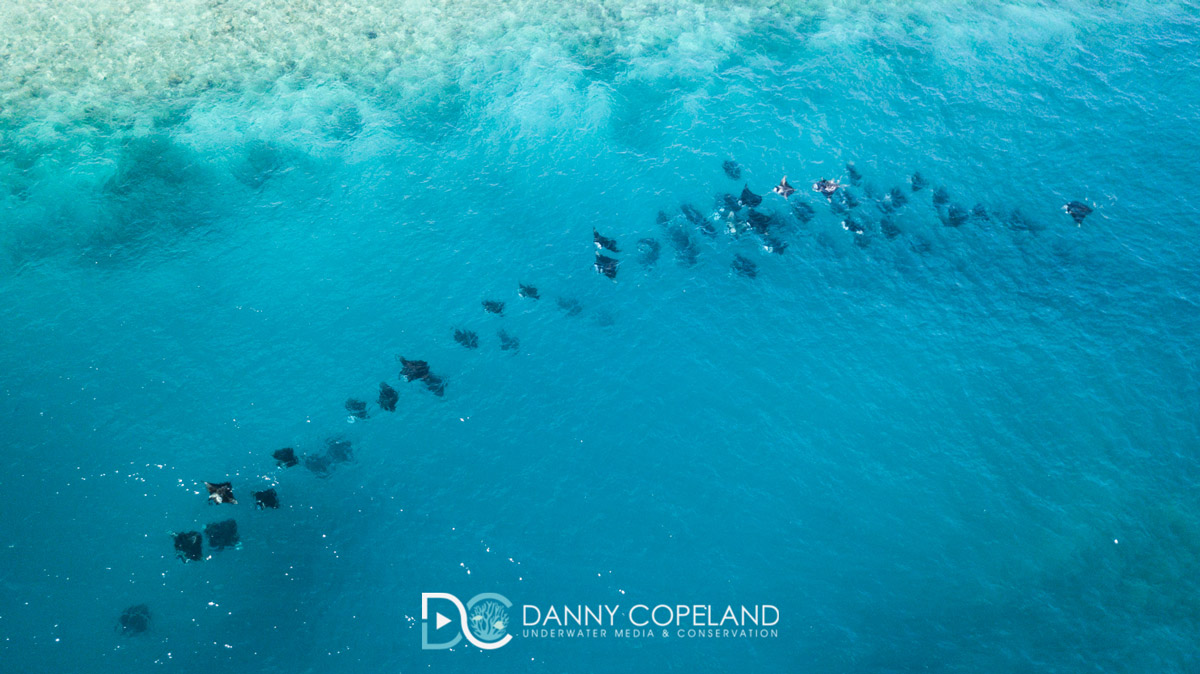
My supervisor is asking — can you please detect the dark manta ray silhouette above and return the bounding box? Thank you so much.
[326,437,353,463]
[556,297,583,316]
[423,373,446,396]
[204,482,236,505]
[345,398,368,419]
[885,186,908,210]
[664,224,699,266]
[713,195,748,235]
[944,204,969,227]
[594,229,620,253]
[304,452,332,477]
[773,176,795,199]
[932,186,950,207]
[254,488,279,509]
[792,201,815,223]
[731,254,758,278]
[173,531,203,562]
[1064,201,1093,224]
[722,159,741,180]
[911,171,928,192]
[637,238,661,266]
[498,329,520,352]
[1006,208,1044,233]
[846,163,863,185]
[273,448,298,468]
[747,209,773,234]
[397,356,444,395]
[398,357,430,382]
[813,178,841,198]
[762,234,788,255]
[205,519,239,550]
[519,283,539,299]
[378,382,398,411]
[118,605,151,636]
[454,329,479,349]
[681,203,704,224]
[739,185,762,208]
[303,437,353,478]
[681,203,716,236]
[881,214,901,239]
[718,193,741,213]
[482,300,505,315]
[595,252,619,280]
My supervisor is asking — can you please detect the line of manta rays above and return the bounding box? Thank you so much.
[597,159,1092,279]
[142,158,1094,635]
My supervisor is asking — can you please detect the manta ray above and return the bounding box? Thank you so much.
[204,481,236,505]
[273,448,298,467]
[454,329,480,349]
[118,605,151,636]
[345,398,368,419]
[1064,201,1093,224]
[254,488,280,509]
[722,159,741,180]
[172,531,203,562]
[204,519,239,550]
[911,171,928,192]
[594,229,620,253]
[739,185,763,208]
[399,357,430,382]
[813,178,841,198]
[594,253,619,280]
[378,382,398,411]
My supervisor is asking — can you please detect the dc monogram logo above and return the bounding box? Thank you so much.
[421,592,513,650]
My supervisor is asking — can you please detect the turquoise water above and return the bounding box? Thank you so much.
[2,1,1199,671]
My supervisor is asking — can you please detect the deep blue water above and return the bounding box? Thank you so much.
[2,2,1199,672]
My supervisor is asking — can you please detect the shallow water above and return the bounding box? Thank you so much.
[2,1,1199,672]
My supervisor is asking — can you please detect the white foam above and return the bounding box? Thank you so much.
[0,0,1184,261]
